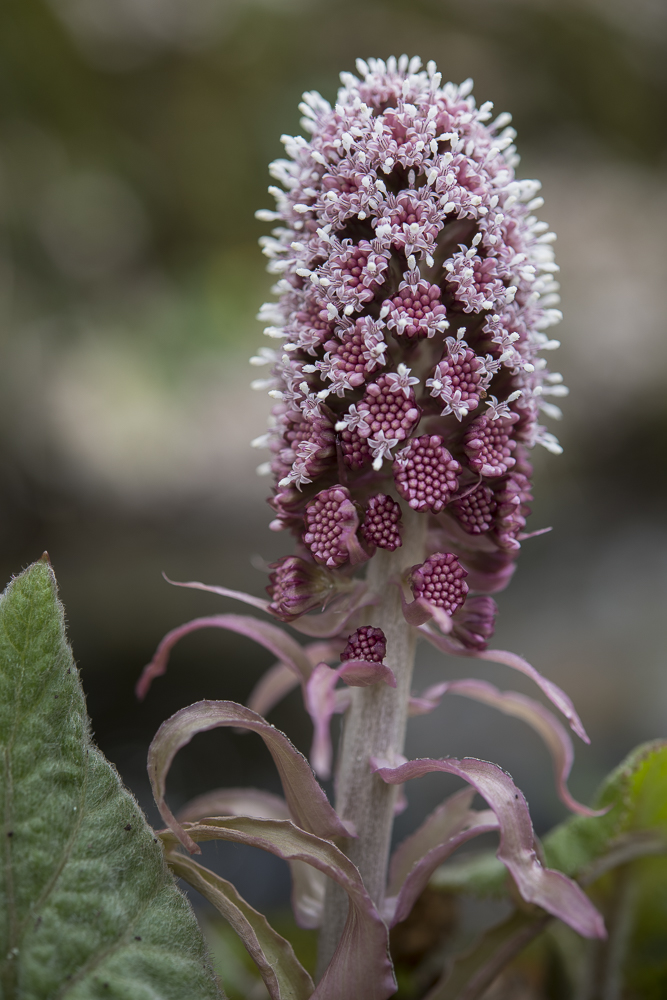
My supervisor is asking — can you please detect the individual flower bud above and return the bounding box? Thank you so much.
[340,370,421,472]
[463,412,518,477]
[451,596,497,651]
[449,482,497,534]
[393,435,461,513]
[303,486,365,567]
[493,472,533,551]
[360,494,403,551]
[425,337,487,421]
[411,552,469,616]
[342,626,387,664]
[266,555,335,621]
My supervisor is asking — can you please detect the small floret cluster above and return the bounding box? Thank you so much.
[342,625,387,663]
[253,56,566,647]
[411,551,468,615]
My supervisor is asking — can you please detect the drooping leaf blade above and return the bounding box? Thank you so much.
[175,788,327,930]
[372,755,605,939]
[409,679,603,816]
[161,816,397,1000]
[147,700,352,854]
[137,614,314,700]
[419,629,589,742]
[165,850,313,1000]
[0,558,223,999]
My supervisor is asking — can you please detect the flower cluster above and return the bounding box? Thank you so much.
[253,56,565,645]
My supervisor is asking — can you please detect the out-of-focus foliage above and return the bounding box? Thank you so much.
[421,741,667,999]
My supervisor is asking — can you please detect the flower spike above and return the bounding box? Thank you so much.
[141,55,605,997]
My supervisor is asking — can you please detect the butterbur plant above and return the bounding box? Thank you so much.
[3,53,666,1000]
[134,56,611,998]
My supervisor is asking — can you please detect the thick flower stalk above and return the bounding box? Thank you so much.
[139,57,605,1000]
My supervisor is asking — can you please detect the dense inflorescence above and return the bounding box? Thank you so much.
[253,55,566,648]
[342,625,387,663]
[411,551,469,616]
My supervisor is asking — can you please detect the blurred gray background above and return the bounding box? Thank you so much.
[1,0,666,915]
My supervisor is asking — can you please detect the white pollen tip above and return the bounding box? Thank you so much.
[372,457,383,471]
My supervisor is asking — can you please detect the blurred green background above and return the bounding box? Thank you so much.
[1,0,666,929]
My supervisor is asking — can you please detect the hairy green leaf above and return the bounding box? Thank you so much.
[0,557,223,999]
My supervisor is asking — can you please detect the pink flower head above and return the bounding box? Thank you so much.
[340,371,420,471]
[463,411,518,477]
[267,555,335,621]
[493,472,533,551]
[360,494,403,551]
[375,188,442,262]
[426,335,487,420]
[320,316,387,390]
[342,626,387,664]
[451,595,498,650]
[444,247,506,313]
[284,291,337,355]
[323,238,390,314]
[383,273,448,339]
[303,485,364,567]
[273,408,336,489]
[393,435,461,513]
[253,55,565,621]
[411,552,469,616]
[449,482,497,534]
[318,160,384,227]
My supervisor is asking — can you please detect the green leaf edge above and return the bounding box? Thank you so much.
[0,557,224,999]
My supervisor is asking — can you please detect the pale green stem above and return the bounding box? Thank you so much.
[316,505,427,976]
